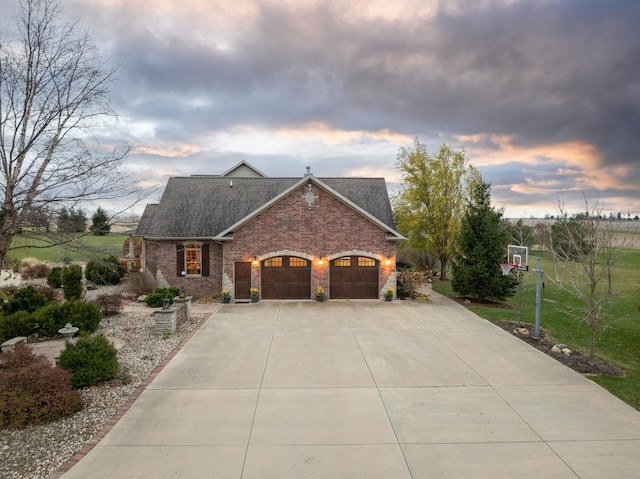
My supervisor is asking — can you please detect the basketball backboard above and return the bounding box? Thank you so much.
[507,244,529,271]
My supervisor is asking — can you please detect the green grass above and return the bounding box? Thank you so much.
[9,232,128,263]
[433,249,640,410]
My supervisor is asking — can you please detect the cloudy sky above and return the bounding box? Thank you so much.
[16,0,640,217]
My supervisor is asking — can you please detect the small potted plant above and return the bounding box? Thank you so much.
[316,286,325,302]
[385,288,394,302]
[250,287,259,302]
[221,289,231,303]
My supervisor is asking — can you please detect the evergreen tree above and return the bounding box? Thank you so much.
[451,181,518,302]
[91,207,111,236]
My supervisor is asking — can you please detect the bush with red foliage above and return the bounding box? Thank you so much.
[0,344,83,428]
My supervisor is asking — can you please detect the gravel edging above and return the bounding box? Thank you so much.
[0,302,215,479]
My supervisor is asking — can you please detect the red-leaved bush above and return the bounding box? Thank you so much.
[0,344,83,428]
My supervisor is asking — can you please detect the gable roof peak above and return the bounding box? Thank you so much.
[222,161,266,178]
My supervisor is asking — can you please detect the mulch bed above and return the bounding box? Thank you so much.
[450,296,625,378]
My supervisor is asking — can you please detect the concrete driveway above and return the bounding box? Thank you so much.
[57,291,640,478]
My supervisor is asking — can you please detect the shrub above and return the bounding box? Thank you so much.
[94,294,124,317]
[33,301,101,337]
[85,255,125,286]
[62,264,83,300]
[0,344,83,428]
[58,335,119,388]
[126,272,157,296]
[36,284,61,303]
[47,266,63,288]
[144,287,180,307]
[21,262,50,279]
[0,311,36,343]
[5,285,49,315]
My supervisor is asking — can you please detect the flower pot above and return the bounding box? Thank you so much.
[385,295,392,302]
[251,296,259,303]
[223,296,230,304]
[316,295,324,302]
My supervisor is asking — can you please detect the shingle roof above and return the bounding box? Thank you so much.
[135,175,398,239]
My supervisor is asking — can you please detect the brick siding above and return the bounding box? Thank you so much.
[143,182,396,300]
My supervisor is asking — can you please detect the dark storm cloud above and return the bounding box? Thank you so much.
[61,0,640,215]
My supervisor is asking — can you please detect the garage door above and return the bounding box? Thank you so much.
[261,256,311,299]
[330,256,379,299]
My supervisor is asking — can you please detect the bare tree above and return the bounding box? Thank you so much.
[0,0,145,267]
[549,199,635,360]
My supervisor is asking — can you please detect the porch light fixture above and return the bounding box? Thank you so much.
[252,256,258,265]
[385,257,391,266]
[317,256,324,265]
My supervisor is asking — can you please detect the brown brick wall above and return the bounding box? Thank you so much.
[224,183,397,299]
[143,182,397,300]
[143,239,223,299]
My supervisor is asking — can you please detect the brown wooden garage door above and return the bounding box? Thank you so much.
[261,256,311,299]
[330,256,379,299]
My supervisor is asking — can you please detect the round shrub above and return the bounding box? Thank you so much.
[57,334,119,388]
[0,344,83,428]
[47,266,63,288]
[62,264,83,300]
[144,287,180,307]
[5,285,49,315]
[85,255,125,285]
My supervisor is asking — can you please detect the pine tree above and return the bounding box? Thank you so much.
[91,207,111,236]
[451,181,518,302]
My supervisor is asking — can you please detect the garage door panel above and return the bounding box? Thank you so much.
[330,256,379,299]
[261,256,311,299]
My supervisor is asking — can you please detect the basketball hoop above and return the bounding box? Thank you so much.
[500,263,518,276]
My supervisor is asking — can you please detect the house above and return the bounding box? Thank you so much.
[134,162,404,301]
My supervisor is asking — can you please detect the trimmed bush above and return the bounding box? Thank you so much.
[62,264,83,300]
[94,294,124,317]
[32,301,101,337]
[144,287,180,307]
[85,255,125,285]
[0,311,36,343]
[47,266,63,288]
[58,335,119,388]
[5,285,49,315]
[0,344,83,428]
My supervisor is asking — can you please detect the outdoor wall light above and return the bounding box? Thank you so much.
[385,257,391,266]
[252,256,258,265]
[318,256,324,265]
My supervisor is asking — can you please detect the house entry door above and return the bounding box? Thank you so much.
[234,262,251,300]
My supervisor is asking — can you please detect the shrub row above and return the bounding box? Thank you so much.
[0,300,101,343]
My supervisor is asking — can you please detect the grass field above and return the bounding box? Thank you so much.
[432,248,640,410]
[8,232,128,264]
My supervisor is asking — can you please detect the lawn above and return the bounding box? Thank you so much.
[8,232,128,264]
[432,248,640,410]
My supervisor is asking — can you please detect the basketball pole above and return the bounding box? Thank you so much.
[532,255,542,340]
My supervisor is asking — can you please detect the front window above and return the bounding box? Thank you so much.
[185,243,201,276]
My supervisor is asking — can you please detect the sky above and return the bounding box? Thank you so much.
[7,0,640,218]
